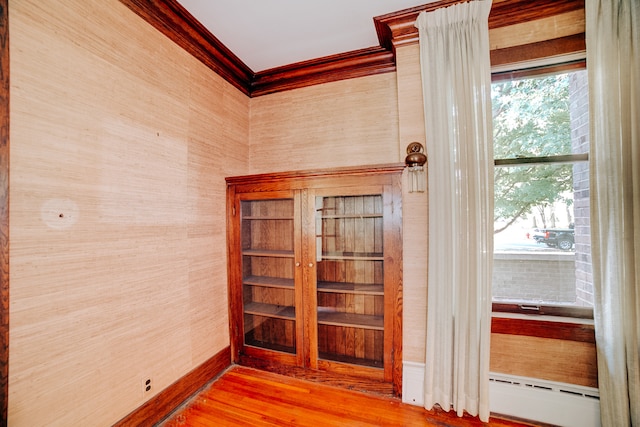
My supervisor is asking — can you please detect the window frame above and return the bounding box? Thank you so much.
[490,59,593,321]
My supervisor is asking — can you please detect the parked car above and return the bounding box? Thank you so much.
[531,226,574,251]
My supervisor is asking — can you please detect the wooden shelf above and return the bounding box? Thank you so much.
[317,281,383,295]
[242,249,294,258]
[319,214,382,219]
[321,251,384,261]
[318,353,383,369]
[244,276,294,289]
[242,216,294,220]
[245,335,296,354]
[317,309,383,330]
[245,302,295,320]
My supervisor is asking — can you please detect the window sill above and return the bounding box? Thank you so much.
[492,311,594,325]
[493,302,593,319]
[491,313,595,343]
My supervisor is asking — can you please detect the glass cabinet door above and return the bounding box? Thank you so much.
[315,193,385,368]
[241,198,296,354]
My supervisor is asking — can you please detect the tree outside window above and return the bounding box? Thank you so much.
[492,68,592,311]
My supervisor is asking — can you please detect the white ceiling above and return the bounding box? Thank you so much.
[177,0,432,72]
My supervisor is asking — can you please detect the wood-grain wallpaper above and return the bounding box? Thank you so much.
[249,73,401,174]
[9,0,249,425]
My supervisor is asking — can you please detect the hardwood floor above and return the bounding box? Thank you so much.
[159,366,541,426]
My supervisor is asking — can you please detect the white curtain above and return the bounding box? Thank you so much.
[586,1,640,426]
[415,0,493,422]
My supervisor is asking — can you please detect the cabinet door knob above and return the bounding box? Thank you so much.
[308,263,314,268]
[295,262,301,267]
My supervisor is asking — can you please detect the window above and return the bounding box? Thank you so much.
[491,66,592,318]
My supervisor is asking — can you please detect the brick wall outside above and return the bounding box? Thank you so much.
[492,253,576,303]
[569,69,593,307]
[491,69,592,307]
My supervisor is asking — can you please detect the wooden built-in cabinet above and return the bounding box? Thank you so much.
[226,165,403,395]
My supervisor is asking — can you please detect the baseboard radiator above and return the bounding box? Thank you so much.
[489,372,600,427]
[403,363,601,427]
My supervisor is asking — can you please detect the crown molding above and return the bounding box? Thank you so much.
[118,0,254,95]
[117,0,399,97]
[374,0,585,50]
[119,0,585,97]
[374,0,461,51]
[250,47,395,97]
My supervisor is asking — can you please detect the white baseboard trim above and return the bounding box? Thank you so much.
[402,362,601,427]
[402,361,425,406]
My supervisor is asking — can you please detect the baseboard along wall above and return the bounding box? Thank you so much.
[114,346,232,427]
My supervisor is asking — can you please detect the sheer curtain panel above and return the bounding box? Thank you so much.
[415,0,493,421]
[586,1,640,426]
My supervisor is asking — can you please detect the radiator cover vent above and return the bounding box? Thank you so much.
[489,372,601,427]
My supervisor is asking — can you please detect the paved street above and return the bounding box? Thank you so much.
[494,228,569,252]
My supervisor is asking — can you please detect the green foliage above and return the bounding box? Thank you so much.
[492,74,574,233]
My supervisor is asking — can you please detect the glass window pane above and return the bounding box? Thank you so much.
[493,163,591,306]
[492,73,588,158]
[492,69,593,309]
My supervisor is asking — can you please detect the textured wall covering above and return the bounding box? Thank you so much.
[9,0,248,424]
[249,73,401,174]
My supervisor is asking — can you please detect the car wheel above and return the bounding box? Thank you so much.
[558,238,573,251]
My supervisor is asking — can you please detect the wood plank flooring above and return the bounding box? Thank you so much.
[159,366,541,427]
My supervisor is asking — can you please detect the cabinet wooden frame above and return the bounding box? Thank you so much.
[226,164,404,396]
